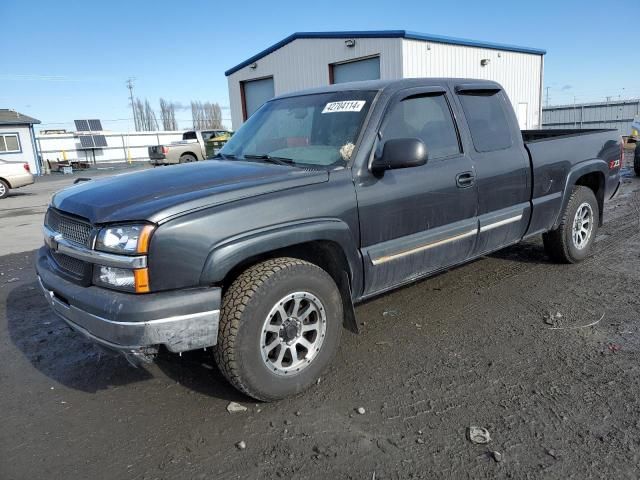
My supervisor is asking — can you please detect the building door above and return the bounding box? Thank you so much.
[331,56,380,84]
[516,102,528,129]
[242,77,275,120]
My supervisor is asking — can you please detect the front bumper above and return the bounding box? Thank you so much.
[36,248,221,354]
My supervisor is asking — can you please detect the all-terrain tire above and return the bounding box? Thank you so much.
[543,186,599,263]
[213,257,343,401]
[0,179,9,199]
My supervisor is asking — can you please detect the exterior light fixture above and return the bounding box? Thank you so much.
[480,58,490,67]
[250,62,258,69]
[345,39,356,48]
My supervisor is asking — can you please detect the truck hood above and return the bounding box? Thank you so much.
[51,161,329,224]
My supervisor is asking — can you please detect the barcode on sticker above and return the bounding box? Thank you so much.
[322,101,366,114]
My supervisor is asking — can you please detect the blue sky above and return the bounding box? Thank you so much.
[2,0,636,131]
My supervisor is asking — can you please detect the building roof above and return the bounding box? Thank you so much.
[225,30,547,76]
[0,109,41,126]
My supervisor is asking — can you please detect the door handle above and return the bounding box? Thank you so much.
[456,171,475,188]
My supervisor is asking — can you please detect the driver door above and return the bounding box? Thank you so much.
[356,86,478,295]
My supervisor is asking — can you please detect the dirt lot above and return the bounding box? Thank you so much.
[1,157,639,479]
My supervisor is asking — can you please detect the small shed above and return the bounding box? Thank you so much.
[0,109,41,173]
[226,30,546,130]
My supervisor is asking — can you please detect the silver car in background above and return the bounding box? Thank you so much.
[0,159,34,199]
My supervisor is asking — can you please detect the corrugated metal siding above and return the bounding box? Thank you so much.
[228,38,404,129]
[228,36,543,130]
[402,39,543,129]
[542,100,640,136]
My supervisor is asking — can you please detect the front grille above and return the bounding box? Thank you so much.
[51,251,86,277]
[45,208,93,247]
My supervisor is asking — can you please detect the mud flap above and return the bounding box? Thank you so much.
[340,271,359,334]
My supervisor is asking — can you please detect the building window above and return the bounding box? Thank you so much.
[0,133,21,153]
[329,56,380,85]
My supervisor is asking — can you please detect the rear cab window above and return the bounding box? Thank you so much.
[457,90,513,152]
[381,93,461,160]
[183,131,197,140]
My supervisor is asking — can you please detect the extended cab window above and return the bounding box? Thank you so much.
[382,94,460,160]
[458,90,513,152]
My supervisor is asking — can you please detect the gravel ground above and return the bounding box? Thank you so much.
[1,156,639,479]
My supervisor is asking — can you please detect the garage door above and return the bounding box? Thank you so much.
[332,57,380,84]
[243,77,275,119]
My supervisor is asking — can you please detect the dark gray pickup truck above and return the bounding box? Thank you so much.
[36,78,623,400]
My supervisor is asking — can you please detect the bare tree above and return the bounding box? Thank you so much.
[159,98,178,130]
[191,101,205,130]
[205,102,223,129]
[133,98,158,131]
[144,99,158,131]
[191,101,223,129]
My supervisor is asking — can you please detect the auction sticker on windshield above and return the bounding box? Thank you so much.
[322,101,366,114]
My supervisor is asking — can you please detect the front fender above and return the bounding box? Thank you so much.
[553,159,607,229]
[200,218,362,294]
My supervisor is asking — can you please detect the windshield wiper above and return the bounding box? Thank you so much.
[214,153,237,160]
[243,154,296,166]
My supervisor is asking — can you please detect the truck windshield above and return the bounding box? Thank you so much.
[220,91,377,168]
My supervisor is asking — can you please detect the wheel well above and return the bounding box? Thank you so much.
[0,177,10,188]
[223,240,352,294]
[180,152,197,159]
[575,171,604,225]
[221,240,358,333]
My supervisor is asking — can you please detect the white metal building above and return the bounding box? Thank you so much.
[0,109,41,173]
[226,30,546,130]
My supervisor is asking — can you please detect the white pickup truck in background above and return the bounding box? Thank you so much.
[148,129,232,165]
[0,158,34,199]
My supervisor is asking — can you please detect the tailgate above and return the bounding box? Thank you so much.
[148,146,165,159]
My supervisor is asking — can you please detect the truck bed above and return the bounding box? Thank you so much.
[522,127,621,236]
[522,128,613,143]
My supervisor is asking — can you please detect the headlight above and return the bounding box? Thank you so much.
[95,224,154,255]
[93,266,150,293]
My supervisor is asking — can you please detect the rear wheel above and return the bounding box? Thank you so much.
[179,154,197,164]
[543,186,599,263]
[0,180,9,199]
[213,257,343,401]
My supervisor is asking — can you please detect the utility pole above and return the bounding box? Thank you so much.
[126,78,137,131]
[545,87,550,107]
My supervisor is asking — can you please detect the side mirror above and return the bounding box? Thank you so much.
[371,138,428,174]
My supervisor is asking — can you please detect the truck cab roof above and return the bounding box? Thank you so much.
[277,77,502,99]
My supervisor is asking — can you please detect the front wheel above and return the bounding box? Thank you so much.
[213,258,343,401]
[543,186,599,263]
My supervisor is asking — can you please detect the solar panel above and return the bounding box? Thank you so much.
[92,135,107,147]
[74,120,90,132]
[78,135,95,148]
[88,119,103,131]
